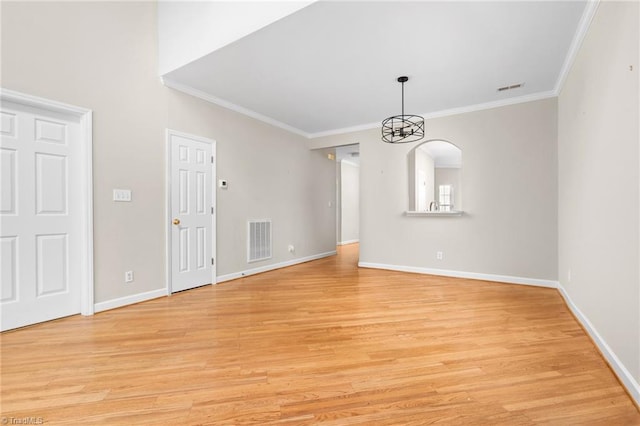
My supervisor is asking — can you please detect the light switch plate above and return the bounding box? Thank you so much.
[113,189,132,202]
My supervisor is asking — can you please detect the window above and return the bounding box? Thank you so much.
[438,185,453,212]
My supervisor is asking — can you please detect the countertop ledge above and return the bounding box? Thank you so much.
[405,210,464,217]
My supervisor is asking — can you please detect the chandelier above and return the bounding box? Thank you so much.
[381,76,425,143]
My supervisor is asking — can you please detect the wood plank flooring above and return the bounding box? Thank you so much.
[2,244,639,425]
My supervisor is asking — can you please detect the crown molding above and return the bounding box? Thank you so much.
[553,0,601,95]
[162,77,311,138]
[162,78,559,142]
[163,0,601,145]
[308,90,558,139]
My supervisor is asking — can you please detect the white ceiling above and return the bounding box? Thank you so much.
[419,140,461,168]
[163,1,588,138]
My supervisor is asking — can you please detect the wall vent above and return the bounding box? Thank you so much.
[248,219,272,263]
[497,83,524,92]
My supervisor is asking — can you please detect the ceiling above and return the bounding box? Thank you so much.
[163,1,588,138]
[419,140,462,168]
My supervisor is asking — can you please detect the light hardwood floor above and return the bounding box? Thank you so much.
[1,244,639,425]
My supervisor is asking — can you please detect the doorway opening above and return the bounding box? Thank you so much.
[335,144,360,247]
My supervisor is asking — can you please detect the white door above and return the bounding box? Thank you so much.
[168,131,215,293]
[1,100,83,330]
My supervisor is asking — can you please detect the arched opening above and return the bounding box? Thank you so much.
[408,140,462,212]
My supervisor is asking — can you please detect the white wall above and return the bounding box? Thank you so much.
[558,0,639,398]
[1,2,168,304]
[415,147,435,211]
[312,98,558,283]
[4,0,637,403]
[158,1,314,75]
[339,161,359,244]
[166,90,336,276]
[1,1,335,304]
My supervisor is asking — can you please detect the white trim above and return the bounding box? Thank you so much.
[94,289,168,313]
[337,239,359,246]
[80,111,94,315]
[160,2,600,142]
[355,259,640,404]
[211,141,217,285]
[357,262,558,289]
[162,78,309,138]
[217,250,337,283]
[0,88,95,316]
[165,129,217,294]
[405,210,464,217]
[557,284,640,406]
[308,91,557,139]
[162,79,559,141]
[553,0,601,95]
[165,132,172,296]
[1,88,91,116]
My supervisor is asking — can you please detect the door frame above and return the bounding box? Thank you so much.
[1,88,94,316]
[165,129,217,294]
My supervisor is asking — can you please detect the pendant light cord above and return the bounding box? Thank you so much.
[381,76,424,143]
[401,80,405,117]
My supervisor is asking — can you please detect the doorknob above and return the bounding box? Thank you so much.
[172,219,180,225]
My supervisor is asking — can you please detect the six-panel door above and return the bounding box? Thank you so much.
[169,133,214,293]
[1,102,82,331]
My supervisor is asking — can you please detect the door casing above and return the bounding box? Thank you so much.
[0,88,94,323]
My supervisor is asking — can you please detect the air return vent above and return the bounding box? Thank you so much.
[497,83,524,92]
[248,219,272,263]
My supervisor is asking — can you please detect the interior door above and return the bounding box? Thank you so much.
[1,101,82,330]
[169,131,215,293]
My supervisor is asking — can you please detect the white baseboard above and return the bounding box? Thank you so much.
[217,251,337,283]
[357,262,558,288]
[94,288,168,313]
[355,261,638,405]
[558,284,640,406]
[337,239,359,246]
[93,252,338,312]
